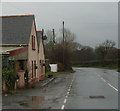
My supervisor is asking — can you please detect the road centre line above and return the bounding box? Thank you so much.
[64,99,67,103]
[98,74,118,92]
[61,105,65,110]
[61,79,74,109]
[68,88,71,92]
[107,83,118,92]
[100,77,106,82]
[67,92,69,95]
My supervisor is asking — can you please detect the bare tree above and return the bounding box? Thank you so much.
[95,40,116,60]
[45,30,53,44]
[45,28,80,71]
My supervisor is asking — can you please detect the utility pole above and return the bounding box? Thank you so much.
[63,21,64,44]
[63,21,65,70]
[42,29,44,40]
[52,29,55,44]
[52,29,55,63]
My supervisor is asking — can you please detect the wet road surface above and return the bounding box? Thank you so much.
[2,73,74,109]
[65,68,118,109]
[2,68,118,109]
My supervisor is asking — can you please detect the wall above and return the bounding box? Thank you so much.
[16,70,25,88]
[38,38,45,80]
[28,20,39,85]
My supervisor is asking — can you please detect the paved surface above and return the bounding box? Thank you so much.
[2,68,118,109]
[2,73,74,109]
[65,68,118,109]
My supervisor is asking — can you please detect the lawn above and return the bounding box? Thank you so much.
[46,70,75,78]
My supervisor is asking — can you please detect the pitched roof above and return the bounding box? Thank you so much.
[1,14,34,45]
[36,30,42,47]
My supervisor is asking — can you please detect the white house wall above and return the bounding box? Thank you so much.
[38,38,45,77]
[28,20,39,83]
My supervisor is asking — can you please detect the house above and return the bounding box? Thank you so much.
[1,14,46,89]
[36,30,46,80]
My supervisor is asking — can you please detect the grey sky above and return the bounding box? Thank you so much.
[1,2,118,48]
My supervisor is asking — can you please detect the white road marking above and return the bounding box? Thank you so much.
[65,95,68,98]
[100,77,106,82]
[98,74,118,92]
[64,99,67,103]
[107,83,118,92]
[61,105,65,110]
[68,88,71,92]
[61,79,74,110]
[103,79,106,82]
[67,92,69,95]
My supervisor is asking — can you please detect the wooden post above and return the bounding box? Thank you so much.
[63,21,65,70]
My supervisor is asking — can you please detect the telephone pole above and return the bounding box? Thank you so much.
[42,29,44,39]
[52,29,55,44]
[63,21,64,44]
[63,21,65,70]
[52,29,55,63]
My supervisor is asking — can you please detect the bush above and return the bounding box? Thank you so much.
[2,68,17,90]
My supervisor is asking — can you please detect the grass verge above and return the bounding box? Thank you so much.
[73,65,119,71]
[46,70,75,78]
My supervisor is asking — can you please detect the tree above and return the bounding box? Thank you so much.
[58,28,76,70]
[45,30,54,44]
[71,45,95,65]
[95,40,116,61]
[45,30,56,63]
[45,28,76,71]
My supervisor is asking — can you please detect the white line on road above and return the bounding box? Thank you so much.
[64,99,67,103]
[100,77,106,82]
[61,78,74,110]
[67,92,69,95]
[107,83,118,92]
[61,105,65,110]
[65,95,68,98]
[68,88,71,92]
[98,74,118,92]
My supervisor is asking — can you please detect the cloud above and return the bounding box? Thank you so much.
[1,2,118,47]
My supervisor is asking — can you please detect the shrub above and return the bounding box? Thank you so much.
[2,68,17,90]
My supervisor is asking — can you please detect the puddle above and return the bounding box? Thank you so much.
[19,96,45,109]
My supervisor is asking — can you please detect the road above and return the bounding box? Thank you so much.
[2,68,118,110]
[65,68,118,109]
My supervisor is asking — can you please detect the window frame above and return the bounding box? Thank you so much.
[32,35,36,50]
[32,61,34,78]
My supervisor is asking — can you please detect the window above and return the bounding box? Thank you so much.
[32,61,33,78]
[32,35,35,50]
[32,60,37,78]
[40,60,42,65]
[34,60,36,77]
